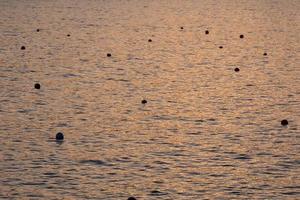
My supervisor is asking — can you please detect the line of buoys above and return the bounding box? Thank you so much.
[34,83,41,89]
[281,119,288,126]
[56,132,64,140]
[26,26,282,152]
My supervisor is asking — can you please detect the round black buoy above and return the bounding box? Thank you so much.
[219,46,223,49]
[148,39,152,42]
[141,99,147,104]
[263,52,267,56]
[67,34,70,37]
[240,34,244,39]
[127,197,136,200]
[34,83,41,89]
[36,29,40,32]
[21,46,26,50]
[234,67,240,72]
[205,30,209,34]
[281,119,288,126]
[56,132,64,140]
[180,27,184,30]
[107,53,112,57]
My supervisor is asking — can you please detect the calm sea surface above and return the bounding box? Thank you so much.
[1,0,299,199]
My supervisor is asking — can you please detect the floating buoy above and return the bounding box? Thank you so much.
[205,30,209,34]
[234,67,240,72]
[263,52,267,56]
[141,99,147,104]
[148,39,152,42]
[180,27,184,30]
[21,46,26,50]
[56,132,64,140]
[127,197,136,200]
[67,34,70,37]
[107,53,112,57]
[36,29,40,32]
[219,46,223,49]
[240,34,244,39]
[34,83,41,89]
[281,119,288,126]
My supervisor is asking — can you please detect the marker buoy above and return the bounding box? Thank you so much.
[21,46,26,50]
[234,68,240,72]
[281,119,288,126]
[34,83,41,89]
[148,39,152,42]
[107,53,112,57]
[127,197,136,200]
[205,30,209,34]
[240,34,244,39]
[219,46,223,49]
[36,29,40,32]
[141,99,147,104]
[56,132,64,140]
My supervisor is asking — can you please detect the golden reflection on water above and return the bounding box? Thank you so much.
[0,0,299,199]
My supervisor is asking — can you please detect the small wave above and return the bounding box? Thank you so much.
[79,159,113,166]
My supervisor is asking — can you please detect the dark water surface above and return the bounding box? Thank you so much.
[1,0,299,199]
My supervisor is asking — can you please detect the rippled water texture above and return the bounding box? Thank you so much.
[1,0,300,199]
